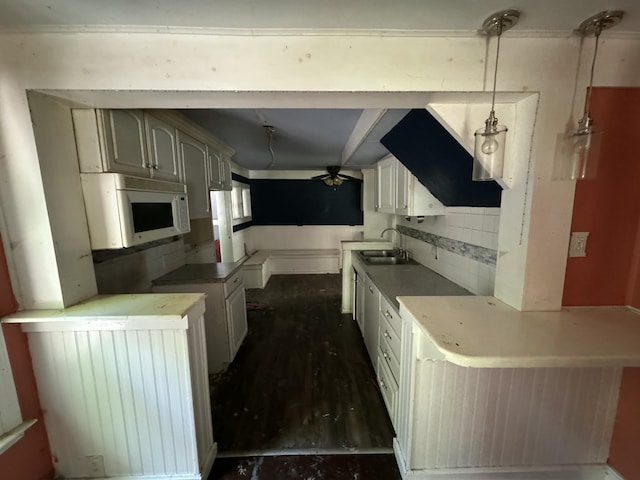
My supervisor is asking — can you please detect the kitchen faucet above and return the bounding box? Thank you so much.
[379,227,410,260]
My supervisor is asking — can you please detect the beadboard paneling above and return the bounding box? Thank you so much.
[410,361,621,470]
[28,328,201,478]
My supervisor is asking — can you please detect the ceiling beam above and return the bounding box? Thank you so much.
[341,108,387,165]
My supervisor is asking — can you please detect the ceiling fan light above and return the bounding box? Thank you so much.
[323,177,334,186]
[333,177,344,186]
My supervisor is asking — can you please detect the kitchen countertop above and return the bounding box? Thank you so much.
[353,252,471,310]
[152,261,244,285]
[398,295,640,368]
[2,293,206,329]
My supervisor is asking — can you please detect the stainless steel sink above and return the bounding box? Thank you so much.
[363,256,416,265]
[359,249,398,257]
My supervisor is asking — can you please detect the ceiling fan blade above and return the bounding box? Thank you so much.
[310,174,329,180]
[338,173,363,183]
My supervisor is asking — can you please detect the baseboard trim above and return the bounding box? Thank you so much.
[605,466,626,480]
[398,464,609,480]
[217,447,393,458]
[200,442,218,480]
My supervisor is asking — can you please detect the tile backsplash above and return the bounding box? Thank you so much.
[398,207,500,295]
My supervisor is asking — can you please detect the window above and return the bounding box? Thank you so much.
[231,182,252,221]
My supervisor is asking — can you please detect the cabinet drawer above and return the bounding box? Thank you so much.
[377,353,398,428]
[380,295,402,338]
[380,312,401,360]
[224,269,244,297]
[379,334,400,385]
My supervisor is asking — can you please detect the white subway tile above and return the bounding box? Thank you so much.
[472,230,483,246]
[472,214,484,231]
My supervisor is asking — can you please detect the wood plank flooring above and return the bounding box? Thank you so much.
[209,274,395,454]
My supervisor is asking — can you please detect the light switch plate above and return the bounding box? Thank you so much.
[569,232,589,257]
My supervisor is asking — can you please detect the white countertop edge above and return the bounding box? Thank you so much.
[399,295,640,369]
[5,316,190,332]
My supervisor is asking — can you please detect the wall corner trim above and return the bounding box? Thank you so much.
[0,418,37,456]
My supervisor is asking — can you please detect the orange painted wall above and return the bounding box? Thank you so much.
[562,87,640,480]
[0,237,53,480]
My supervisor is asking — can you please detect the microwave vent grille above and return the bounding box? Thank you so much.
[122,176,186,193]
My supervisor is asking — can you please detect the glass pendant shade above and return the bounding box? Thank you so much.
[553,117,602,180]
[473,116,507,181]
[472,10,519,183]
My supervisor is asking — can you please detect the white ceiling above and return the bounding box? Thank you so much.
[7,0,638,171]
[1,0,639,33]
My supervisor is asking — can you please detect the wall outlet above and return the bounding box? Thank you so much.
[86,455,105,477]
[569,231,589,257]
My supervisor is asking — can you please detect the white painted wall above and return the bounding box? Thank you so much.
[247,225,363,252]
[0,32,638,310]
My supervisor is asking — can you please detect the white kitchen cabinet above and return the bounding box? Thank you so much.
[153,266,248,374]
[363,275,380,365]
[206,146,224,190]
[145,114,182,182]
[352,258,366,336]
[226,281,248,357]
[74,109,149,177]
[179,132,211,219]
[74,109,182,182]
[376,154,444,216]
[376,155,395,213]
[220,154,233,191]
[2,294,216,480]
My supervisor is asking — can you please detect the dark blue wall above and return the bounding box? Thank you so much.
[381,109,503,207]
[249,179,363,226]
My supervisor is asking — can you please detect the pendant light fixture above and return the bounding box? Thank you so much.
[473,10,520,182]
[554,10,623,180]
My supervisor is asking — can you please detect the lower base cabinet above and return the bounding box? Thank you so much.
[153,269,248,374]
[394,306,623,478]
[4,295,215,480]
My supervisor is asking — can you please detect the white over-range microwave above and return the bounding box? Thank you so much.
[81,173,190,250]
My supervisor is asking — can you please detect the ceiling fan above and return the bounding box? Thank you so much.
[311,166,362,186]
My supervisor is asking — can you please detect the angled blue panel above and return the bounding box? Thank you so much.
[380,109,503,207]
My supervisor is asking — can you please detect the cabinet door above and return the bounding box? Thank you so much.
[207,146,224,190]
[100,109,149,176]
[145,115,181,182]
[221,155,233,191]
[395,160,410,215]
[355,273,366,336]
[363,276,380,366]
[376,156,395,213]
[226,285,247,360]
[179,133,210,219]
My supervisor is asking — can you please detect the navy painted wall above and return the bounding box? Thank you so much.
[380,109,503,207]
[249,179,363,226]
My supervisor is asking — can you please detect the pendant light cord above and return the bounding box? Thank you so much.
[490,21,503,114]
[583,25,601,117]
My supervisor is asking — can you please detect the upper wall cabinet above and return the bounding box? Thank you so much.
[376,155,444,217]
[145,114,181,182]
[74,109,181,183]
[179,132,211,220]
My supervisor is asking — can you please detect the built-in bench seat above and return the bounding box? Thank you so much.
[242,249,341,288]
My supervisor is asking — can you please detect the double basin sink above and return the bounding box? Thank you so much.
[358,249,417,265]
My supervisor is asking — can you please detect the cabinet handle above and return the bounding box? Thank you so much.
[152,165,159,170]
[368,286,373,293]
[383,329,392,341]
[385,310,391,318]
[383,350,390,361]
[380,378,387,390]
[146,163,153,169]
[233,277,240,284]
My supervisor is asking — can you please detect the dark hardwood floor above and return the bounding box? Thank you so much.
[209,274,395,455]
